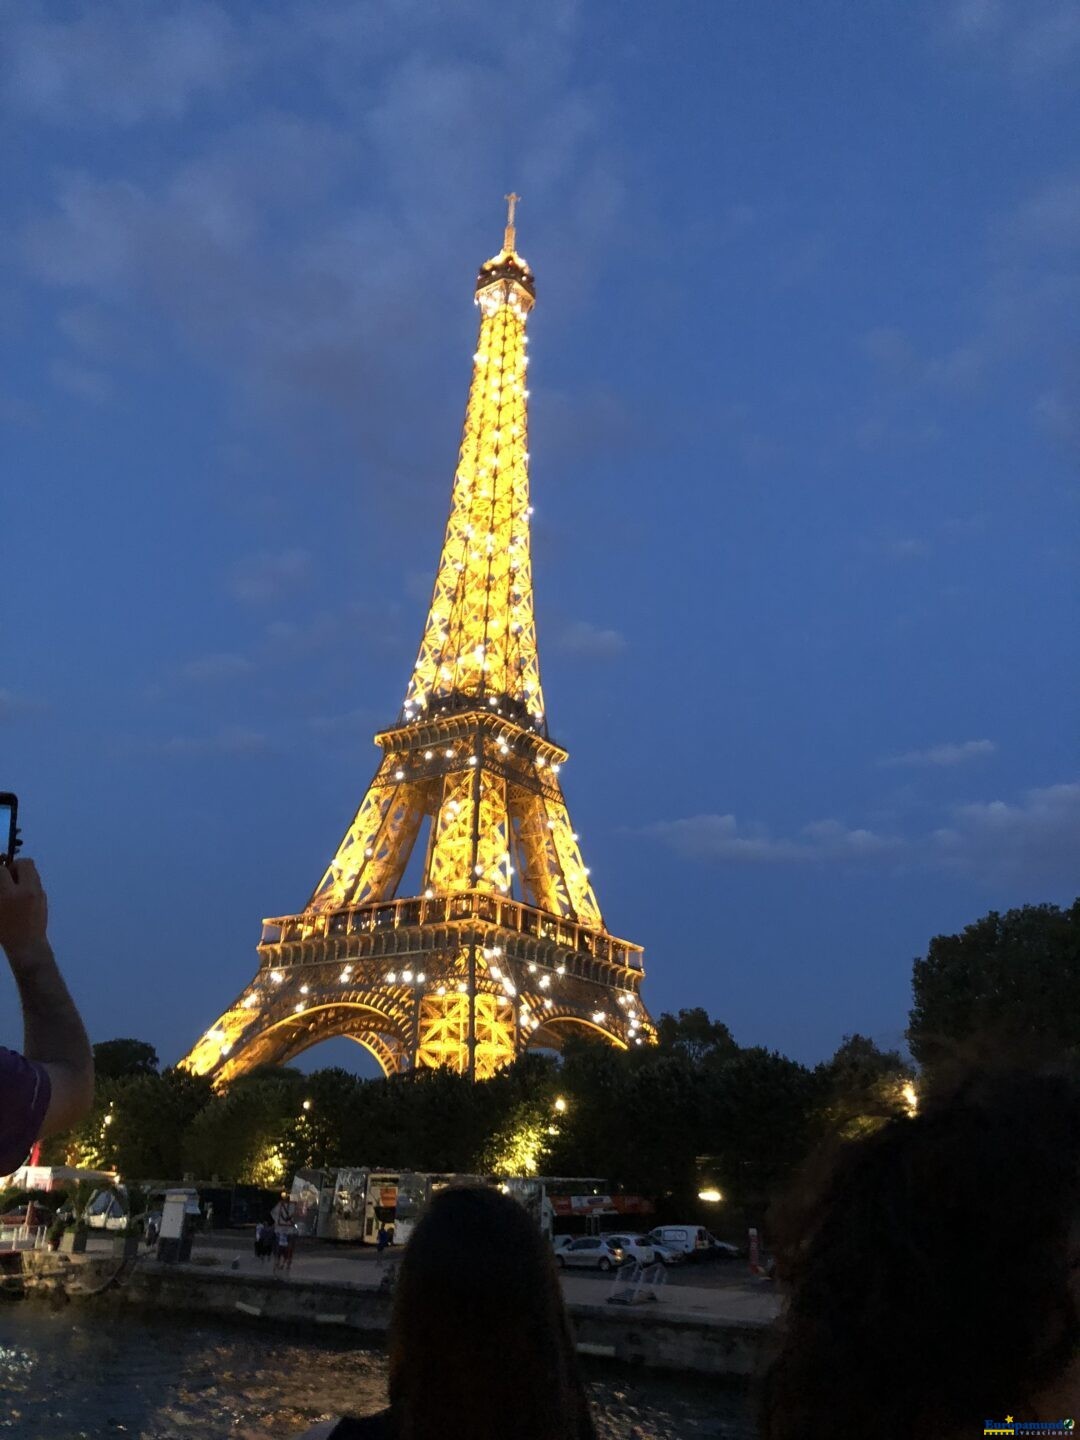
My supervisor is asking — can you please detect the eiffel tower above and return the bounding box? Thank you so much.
[182,199,654,1085]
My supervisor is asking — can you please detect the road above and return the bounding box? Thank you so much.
[184,1229,762,1291]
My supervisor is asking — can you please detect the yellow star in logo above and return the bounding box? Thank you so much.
[1005,1420,1014,1426]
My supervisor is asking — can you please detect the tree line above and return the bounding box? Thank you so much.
[45,897,1079,1232]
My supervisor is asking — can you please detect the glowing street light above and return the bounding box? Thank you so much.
[697,1187,723,1204]
[553,1096,567,1114]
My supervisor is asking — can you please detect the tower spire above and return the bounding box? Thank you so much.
[504,191,520,252]
[404,193,540,730]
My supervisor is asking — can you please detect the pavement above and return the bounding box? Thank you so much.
[97,1231,782,1328]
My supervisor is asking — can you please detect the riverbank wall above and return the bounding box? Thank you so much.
[12,1250,774,1380]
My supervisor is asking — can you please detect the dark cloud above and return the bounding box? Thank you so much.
[230,549,311,605]
[0,689,44,722]
[552,619,628,660]
[15,1,626,463]
[642,776,1080,886]
[933,781,1080,881]
[4,2,243,125]
[150,726,270,757]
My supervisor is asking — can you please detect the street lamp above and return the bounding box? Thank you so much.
[553,1096,567,1114]
[697,1187,723,1204]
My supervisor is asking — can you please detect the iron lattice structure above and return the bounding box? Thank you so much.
[182,200,654,1085]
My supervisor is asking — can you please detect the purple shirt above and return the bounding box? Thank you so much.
[0,1047,51,1174]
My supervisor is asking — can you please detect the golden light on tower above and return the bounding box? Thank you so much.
[181,199,654,1086]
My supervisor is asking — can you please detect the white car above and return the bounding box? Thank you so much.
[603,1232,657,1265]
[703,1233,740,1259]
[551,1234,575,1255]
[555,1235,624,1272]
[647,1224,711,1257]
[651,1242,684,1266]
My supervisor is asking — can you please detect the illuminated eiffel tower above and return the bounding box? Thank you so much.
[182,199,654,1084]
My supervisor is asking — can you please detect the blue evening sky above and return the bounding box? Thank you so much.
[2,0,1078,1075]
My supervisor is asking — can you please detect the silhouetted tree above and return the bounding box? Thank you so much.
[908,900,1080,1070]
[93,1038,159,1079]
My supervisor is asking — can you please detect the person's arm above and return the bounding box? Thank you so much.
[0,859,94,1135]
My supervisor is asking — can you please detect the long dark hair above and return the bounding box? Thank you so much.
[758,1065,1080,1439]
[387,1185,596,1440]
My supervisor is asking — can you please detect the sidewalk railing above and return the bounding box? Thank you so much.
[607,1260,666,1306]
[0,1223,48,1250]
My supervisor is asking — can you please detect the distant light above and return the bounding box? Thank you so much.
[698,1188,723,1204]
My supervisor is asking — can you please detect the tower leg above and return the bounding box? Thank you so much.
[467,942,477,1082]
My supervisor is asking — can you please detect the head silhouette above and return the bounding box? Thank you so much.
[759,1065,1080,1439]
[387,1185,595,1440]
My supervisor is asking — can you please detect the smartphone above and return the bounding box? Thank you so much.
[0,793,18,869]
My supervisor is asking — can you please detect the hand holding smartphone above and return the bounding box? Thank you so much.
[0,793,21,871]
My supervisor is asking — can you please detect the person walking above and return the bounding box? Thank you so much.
[0,858,94,1172]
[293,1185,597,1439]
[271,1191,296,1275]
[375,1222,391,1263]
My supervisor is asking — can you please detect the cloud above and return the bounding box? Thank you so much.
[553,620,628,660]
[640,813,901,866]
[50,358,113,403]
[933,781,1080,881]
[230,548,311,605]
[888,537,932,560]
[881,739,997,769]
[15,3,626,449]
[308,707,378,738]
[4,3,242,126]
[641,777,1080,887]
[150,726,270,758]
[179,652,256,684]
[937,0,1080,80]
[0,690,43,722]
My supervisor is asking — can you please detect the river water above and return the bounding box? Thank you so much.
[0,1308,756,1439]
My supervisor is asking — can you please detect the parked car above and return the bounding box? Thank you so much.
[83,1188,128,1232]
[550,1234,575,1254]
[651,1242,683,1267]
[555,1236,625,1272]
[646,1224,711,1258]
[702,1232,740,1260]
[0,1201,52,1229]
[603,1233,657,1266]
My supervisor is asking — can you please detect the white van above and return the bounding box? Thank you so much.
[647,1224,711,1256]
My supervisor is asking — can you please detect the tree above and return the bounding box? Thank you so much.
[45,1069,213,1178]
[656,1008,739,1066]
[698,1047,820,1219]
[183,1075,303,1186]
[93,1038,159,1080]
[908,899,1080,1070]
[814,1034,914,1139]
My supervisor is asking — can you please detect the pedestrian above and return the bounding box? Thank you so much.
[292,1185,597,1439]
[375,1222,391,1263]
[255,1219,274,1263]
[271,1191,296,1275]
[0,858,94,1172]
